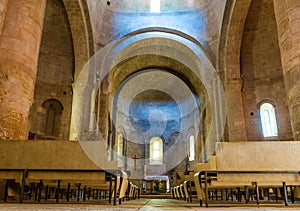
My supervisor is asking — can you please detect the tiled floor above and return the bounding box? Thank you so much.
[1,198,300,211]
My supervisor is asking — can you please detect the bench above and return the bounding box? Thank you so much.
[194,141,300,207]
[182,172,198,203]
[0,140,128,205]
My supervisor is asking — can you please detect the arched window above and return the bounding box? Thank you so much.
[150,137,163,165]
[117,133,124,156]
[260,103,278,138]
[42,99,63,137]
[188,135,195,161]
[150,0,160,13]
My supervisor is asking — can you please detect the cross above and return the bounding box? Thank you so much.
[132,154,139,171]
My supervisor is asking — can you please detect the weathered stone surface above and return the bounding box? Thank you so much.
[29,0,74,140]
[274,0,300,140]
[0,0,8,36]
[0,0,46,140]
[241,0,292,141]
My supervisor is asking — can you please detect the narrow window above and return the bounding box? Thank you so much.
[150,137,163,165]
[150,0,160,13]
[260,103,278,137]
[188,135,195,161]
[117,133,124,156]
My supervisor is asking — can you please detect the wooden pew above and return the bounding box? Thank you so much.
[182,172,195,202]
[194,141,300,207]
[0,140,123,205]
[179,184,185,200]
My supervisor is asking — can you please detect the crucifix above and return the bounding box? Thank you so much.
[132,154,139,171]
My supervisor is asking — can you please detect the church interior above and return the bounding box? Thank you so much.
[0,0,300,209]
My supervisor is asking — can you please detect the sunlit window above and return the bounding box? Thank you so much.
[188,135,195,161]
[150,0,160,13]
[150,137,163,165]
[260,103,278,137]
[117,133,124,156]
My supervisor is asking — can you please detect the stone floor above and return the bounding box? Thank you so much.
[1,198,300,211]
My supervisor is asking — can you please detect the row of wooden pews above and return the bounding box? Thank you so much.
[171,173,197,203]
[0,140,141,205]
[193,141,300,207]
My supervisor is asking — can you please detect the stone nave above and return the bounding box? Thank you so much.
[0,0,300,210]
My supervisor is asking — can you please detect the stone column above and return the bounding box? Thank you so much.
[225,80,248,141]
[273,1,300,140]
[0,0,46,140]
[0,0,8,36]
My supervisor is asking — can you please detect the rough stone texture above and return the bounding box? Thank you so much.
[241,0,292,141]
[63,0,90,78]
[0,0,8,36]
[273,0,300,140]
[0,0,46,140]
[29,0,74,140]
[225,82,247,141]
[63,0,93,141]
[223,0,252,142]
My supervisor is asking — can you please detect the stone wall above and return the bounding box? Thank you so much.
[29,0,74,140]
[240,0,292,141]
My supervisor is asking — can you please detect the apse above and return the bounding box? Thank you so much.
[114,69,199,178]
[129,90,181,142]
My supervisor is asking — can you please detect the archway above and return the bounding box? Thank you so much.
[42,99,64,137]
[72,31,226,177]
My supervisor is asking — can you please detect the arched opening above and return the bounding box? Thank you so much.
[188,134,195,161]
[259,102,278,138]
[117,133,124,156]
[150,137,163,165]
[42,99,64,137]
[73,32,225,180]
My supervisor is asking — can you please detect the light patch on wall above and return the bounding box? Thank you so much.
[260,103,278,138]
[150,0,160,13]
[150,137,163,165]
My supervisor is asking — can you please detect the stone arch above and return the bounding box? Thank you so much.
[219,0,252,81]
[119,27,216,67]
[257,99,277,109]
[62,0,94,80]
[218,0,252,142]
[73,32,226,161]
[63,0,94,140]
[108,55,206,113]
[186,126,195,139]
